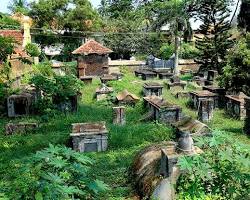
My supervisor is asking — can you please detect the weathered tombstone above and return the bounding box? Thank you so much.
[113,106,126,125]
[189,90,218,109]
[7,93,33,117]
[5,122,38,135]
[225,92,249,120]
[140,70,157,80]
[100,74,117,84]
[70,122,108,153]
[116,90,140,105]
[198,98,214,122]
[143,82,163,97]
[96,84,113,101]
[143,96,182,124]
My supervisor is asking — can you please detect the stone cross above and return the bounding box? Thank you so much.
[113,106,126,125]
[198,98,214,122]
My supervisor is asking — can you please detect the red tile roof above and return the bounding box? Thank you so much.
[72,40,113,55]
[0,30,23,45]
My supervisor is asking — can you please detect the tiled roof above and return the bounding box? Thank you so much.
[0,30,23,45]
[72,40,113,55]
[116,90,139,101]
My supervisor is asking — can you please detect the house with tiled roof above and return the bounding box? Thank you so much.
[72,39,113,77]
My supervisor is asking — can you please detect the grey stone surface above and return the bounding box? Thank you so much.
[113,106,126,125]
[5,122,38,135]
[198,98,214,122]
[70,122,108,153]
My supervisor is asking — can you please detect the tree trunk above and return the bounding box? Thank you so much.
[174,35,180,75]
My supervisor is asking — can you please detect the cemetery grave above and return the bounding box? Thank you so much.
[0,68,249,200]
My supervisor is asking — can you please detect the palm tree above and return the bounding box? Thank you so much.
[151,0,195,74]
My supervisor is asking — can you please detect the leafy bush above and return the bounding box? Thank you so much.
[29,62,83,113]
[219,33,250,95]
[159,43,174,60]
[0,36,15,62]
[177,131,250,199]
[179,42,199,59]
[3,144,108,199]
[25,43,41,57]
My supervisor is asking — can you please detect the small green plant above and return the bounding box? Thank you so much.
[25,43,41,57]
[159,43,174,60]
[177,131,250,199]
[179,42,199,59]
[3,144,108,199]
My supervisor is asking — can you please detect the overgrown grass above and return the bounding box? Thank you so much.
[0,69,249,199]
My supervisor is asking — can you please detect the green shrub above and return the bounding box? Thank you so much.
[177,131,250,199]
[3,144,108,199]
[180,43,199,59]
[25,43,41,57]
[159,43,174,60]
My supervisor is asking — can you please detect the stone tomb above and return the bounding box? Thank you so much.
[140,70,157,80]
[189,90,218,109]
[100,74,117,84]
[113,106,126,125]
[160,133,200,178]
[143,96,182,124]
[7,93,33,117]
[143,82,163,97]
[203,86,226,108]
[175,91,190,99]
[174,115,211,136]
[158,72,174,80]
[192,75,206,86]
[71,122,108,153]
[79,76,93,84]
[197,98,214,122]
[96,84,113,101]
[225,92,249,120]
[5,122,38,135]
[205,70,218,85]
[166,76,186,91]
[116,90,140,105]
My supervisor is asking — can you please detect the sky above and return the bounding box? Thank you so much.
[0,0,102,13]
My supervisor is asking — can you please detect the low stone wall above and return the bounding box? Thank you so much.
[5,122,38,135]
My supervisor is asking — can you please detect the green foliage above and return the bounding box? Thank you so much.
[3,144,108,199]
[25,43,41,57]
[195,0,233,73]
[8,0,29,15]
[160,43,174,60]
[0,36,15,62]
[0,13,20,29]
[29,62,83,113]
[177,131,250,199]
[179,42,199,59]
[219,33,250,95]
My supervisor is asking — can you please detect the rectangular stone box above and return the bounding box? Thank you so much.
[140,71,157,80]
[96,84,113,101]
[203,86,226,108]
[79,76,93,84]
[143,82,163,97]
[70,122,108,153]
[144,96,182,124]
[189,90,218,109]
[225,92,249,120]
[7,93,34,117]
[5,122,38,135]
[158,72,173,80]
[100,74,117,84]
